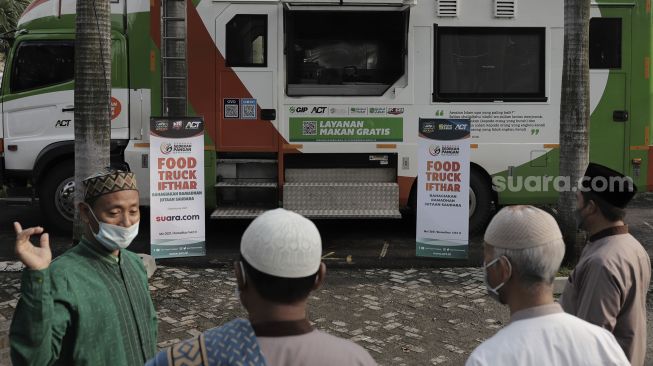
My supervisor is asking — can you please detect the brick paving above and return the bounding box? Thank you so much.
[0,265,510,366]
[2,263,653,365]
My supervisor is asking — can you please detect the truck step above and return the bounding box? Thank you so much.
[0,197,36,206]
[292,209,402,219]
[215,180,277,188]
[283,182,399,212]
[210,207,269,219]
[217,158,278,164]
[285,168,395,183]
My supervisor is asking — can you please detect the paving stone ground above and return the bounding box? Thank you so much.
[2,263,653,366]
[149,266,509,366]
[0,193,651,365]
[0,266,509,366]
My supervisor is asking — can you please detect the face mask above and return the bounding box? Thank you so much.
[85,204,139,251]
[483,256,512,303]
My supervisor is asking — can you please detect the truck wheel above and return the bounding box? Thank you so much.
[408,169,494,235]
[39,161,75,232]
[469,169,493,235]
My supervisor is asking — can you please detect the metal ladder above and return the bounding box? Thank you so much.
[161,0,187,116]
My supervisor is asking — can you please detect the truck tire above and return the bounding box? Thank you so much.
[469,169,493,235]
[39,161,75,232]
[409,168,494,235]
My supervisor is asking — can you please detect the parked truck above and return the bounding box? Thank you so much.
[1,0,651,232]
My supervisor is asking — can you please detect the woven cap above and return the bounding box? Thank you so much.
[83,168,138,201]
[484,205,563,249]
[240,209,322,278]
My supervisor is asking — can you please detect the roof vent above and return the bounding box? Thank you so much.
[436,0,458,17]
[494,0,516,18]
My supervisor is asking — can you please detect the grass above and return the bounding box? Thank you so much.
[557,266,573,277]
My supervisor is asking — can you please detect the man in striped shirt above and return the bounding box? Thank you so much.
[10,169,157,366]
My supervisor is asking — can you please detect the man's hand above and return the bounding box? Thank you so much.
[14,222,51,271]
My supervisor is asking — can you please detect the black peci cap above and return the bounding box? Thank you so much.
[581,162,637,208]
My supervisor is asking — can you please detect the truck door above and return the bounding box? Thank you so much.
[589,7,631,173]
[1,34,129,172]
[1,36,76,172]
[214,4,279,152]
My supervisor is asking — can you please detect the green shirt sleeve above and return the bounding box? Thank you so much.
[10,268,72,366]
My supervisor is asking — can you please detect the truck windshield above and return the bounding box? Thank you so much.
[10,41,74,93]
[285,10,407,96]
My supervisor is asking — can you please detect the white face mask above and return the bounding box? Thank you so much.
[85,204,139,251]
[483,256,512,303]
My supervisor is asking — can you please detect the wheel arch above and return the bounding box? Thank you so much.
[33,141,74,191]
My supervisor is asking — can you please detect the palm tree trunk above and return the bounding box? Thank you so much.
[559,0,590,263]
[73,0,112,241]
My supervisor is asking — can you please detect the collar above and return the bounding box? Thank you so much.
[251,319,313,337]
[589,225,629,242]
[78,237,120,265]
[510,303,563,323]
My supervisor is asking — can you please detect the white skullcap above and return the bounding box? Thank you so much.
[484,205,563,249]
[240,208,322,278]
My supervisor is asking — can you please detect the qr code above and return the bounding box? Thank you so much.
[224,104,239,118]
[302,121,317,135]
[242,105,256,119]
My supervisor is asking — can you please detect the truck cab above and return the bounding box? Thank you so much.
[0,0,137,229]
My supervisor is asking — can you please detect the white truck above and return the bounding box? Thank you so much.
[1,0,650,232]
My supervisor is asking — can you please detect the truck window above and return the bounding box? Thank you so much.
[589,18,621,69]
[434,27,546,102]
[226,14,267,67]
[10,41,74,93]
[285,10,407,97]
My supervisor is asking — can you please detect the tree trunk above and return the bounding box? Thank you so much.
[559,0,590,264]
[73,0,112,241]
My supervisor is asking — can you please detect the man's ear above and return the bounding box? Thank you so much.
[312,262,327,290]
[78,202,90,224]
[234,261,247,290]
[498,256,512,282]
[587,199,599,216]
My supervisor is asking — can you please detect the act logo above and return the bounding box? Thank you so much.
[55,120,71,128]
[185,121,201,129]
[311,106,327,114]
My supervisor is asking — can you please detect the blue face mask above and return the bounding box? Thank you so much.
[85,204,139,251]
[483,256,512,303]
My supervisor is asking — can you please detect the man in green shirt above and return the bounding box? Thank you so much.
[10,169,158,366]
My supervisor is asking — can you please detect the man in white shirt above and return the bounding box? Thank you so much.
[466,205,629,366]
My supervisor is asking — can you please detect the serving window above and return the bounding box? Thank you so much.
[434,26,546,102]
[285,10,408,97]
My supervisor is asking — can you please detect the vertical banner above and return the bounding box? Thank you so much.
[150,117,206,258]
[416,119,471,259]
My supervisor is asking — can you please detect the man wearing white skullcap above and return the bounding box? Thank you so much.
[466,205,628,366]
[147,209,376,366]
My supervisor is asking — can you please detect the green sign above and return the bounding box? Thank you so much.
[289,117,403,142]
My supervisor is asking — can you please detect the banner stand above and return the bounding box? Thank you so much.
[416,118,471,259]
[150,117,206,259]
